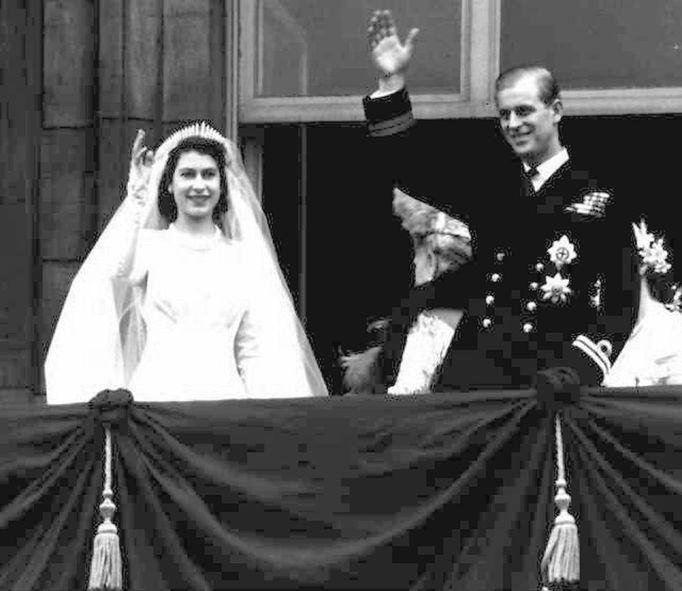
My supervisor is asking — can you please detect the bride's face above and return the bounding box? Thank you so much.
[168,150,221,222]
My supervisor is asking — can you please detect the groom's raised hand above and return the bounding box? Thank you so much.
[368,9,419,80]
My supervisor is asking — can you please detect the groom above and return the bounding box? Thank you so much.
[361,10,634,392]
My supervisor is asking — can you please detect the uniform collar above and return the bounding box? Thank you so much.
[523,148,569,192]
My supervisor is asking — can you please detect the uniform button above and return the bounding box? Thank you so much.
[482,318,493,328]
[485,294,495,305]
[535,263,544,272]
[522,322,534,333]
[529,282,539,290]
[598,340,613,358]
[491,273,501,283]
[496,252,505,262]
[526,301,537,312]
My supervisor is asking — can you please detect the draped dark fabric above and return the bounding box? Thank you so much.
[0,404,101,590]
[1,387,681,590]
[566,387,682,590]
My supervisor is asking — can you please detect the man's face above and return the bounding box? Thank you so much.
[496,74,562,165]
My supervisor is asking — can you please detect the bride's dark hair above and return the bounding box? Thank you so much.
[158,136,229,224]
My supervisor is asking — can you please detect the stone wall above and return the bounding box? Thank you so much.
[0,0,234,401]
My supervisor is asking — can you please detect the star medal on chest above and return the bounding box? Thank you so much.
[547,235,576,269]
[540,234,577,304]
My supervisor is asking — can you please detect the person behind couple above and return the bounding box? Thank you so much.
[45,123,328,403]
[341,188,472,395]
[362,10,635,392]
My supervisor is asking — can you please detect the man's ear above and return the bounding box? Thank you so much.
[551,98,563,124]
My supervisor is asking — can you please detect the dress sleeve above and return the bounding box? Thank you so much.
[234,261,318,398]
[234,301,266,395]
[111,205,152,285]
[127,229,155,285]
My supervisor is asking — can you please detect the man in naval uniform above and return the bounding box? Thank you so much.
[362,10,634,392]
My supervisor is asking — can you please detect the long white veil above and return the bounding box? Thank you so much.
[45,123,328,403]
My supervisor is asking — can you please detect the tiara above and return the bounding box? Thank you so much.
[155,121,231,162]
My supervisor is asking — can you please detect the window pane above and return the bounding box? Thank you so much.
[256,0,461,97]
[501,1,682,89]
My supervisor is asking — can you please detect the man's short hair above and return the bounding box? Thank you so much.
[494,65,561,106]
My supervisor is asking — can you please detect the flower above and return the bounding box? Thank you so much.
[633,220,671,275]
[541,273,572,304]
[632,219,654,251]
[643,238,671,274]
[547,235,577,269]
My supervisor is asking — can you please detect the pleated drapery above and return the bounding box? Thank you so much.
[1,387,681,590]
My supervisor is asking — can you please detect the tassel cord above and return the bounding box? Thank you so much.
[555,414,566,486]
[541,413,580,589]
[104,427,112,496]
[87,426,123,590]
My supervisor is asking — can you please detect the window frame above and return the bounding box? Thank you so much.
[238,0,493,122]
[232,0,682,328]
[237,0,682,123]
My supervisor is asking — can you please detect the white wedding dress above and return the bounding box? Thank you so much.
[603,278,682,387]
[127,225,278,401]
[46,123,328,404]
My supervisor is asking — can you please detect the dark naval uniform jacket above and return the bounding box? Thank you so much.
[363,88,634,390]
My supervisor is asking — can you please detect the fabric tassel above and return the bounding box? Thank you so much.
[541,414,579,590]
[88,427,123,590]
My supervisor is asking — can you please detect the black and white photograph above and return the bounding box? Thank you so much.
[1,2,682,589]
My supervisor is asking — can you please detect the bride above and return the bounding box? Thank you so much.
[45,123,328,403]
